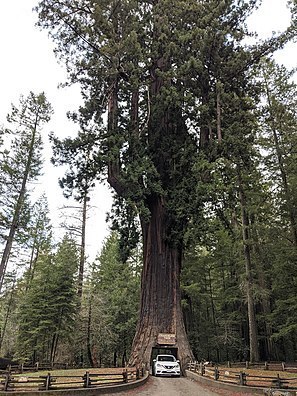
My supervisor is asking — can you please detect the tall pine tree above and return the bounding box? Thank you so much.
[0,92,52,291]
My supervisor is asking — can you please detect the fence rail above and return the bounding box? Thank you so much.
[223,361,297,373]
[187,361,297,390]
[0,367,145,392]
[7,362,68,374]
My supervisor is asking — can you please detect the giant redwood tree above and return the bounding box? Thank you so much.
[36,0,294,367]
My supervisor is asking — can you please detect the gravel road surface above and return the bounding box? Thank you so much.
[115,376,221,395]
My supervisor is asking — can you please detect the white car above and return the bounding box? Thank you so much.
[152,354,181,377]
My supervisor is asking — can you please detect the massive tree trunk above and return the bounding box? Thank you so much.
[128,196,194,370]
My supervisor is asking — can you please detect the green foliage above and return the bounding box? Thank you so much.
[0,92,53,287]
[0,274,18,357]
[107,196,141,263]
[16,235,79,362]
[34,0,297,363]
[0,93,51,239]
[49,126,103,202]
[182,221,247,361]
[90,231,141,366]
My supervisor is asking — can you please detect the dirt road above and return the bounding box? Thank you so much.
[116,376,221,395]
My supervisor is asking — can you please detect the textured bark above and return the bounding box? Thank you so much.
[237,168,259,363]
[216,86,222,143]
[87,295,94,367]
[128,196,194,370]
[78,192,87,299]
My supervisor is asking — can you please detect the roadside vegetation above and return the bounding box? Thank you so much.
[0,0,296,369]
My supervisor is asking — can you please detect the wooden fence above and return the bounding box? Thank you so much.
[188,361,297,390]
[6,362,68,374]
[0,367,145,392]
[223,361,297,373]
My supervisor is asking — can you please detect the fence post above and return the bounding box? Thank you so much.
[20,363,24,373]
[123,369,128,383]
[275,373,283,388]
[239,371,247,386]
[281,362,285,371]
[36,362,39,371]
[136,368,140,380]
[214,366,219,380]
[227,361,231,368]
[4,373,10,391]
[201,362,205,376]
[264,361,268,370]
[245,361,249,369]
[45,373,51,390]
[83,371,91,388]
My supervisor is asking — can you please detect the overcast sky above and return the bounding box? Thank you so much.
[0,0,296,263]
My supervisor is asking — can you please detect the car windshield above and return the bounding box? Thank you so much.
[157,355,175,362]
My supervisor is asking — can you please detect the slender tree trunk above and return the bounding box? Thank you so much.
[78,192,87,299]
[0,280,15,350]
[250,215,275,360]
[86,294,94,367]
[25,234,40,291]
[216,82,222,143]
[50,308,64,364]
[208,268,220,361]
[50,333,57,365]
[0,110,40,291]
[113,351,117,368]
[122,350,127,367]
[237,168,259,362]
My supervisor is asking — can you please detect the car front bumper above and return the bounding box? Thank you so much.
[155,369,180,376]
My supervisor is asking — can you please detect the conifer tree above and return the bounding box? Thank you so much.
[92,231,140,366]
[17,235,78,363]
[36,0,294,367]
[50,127,100,299]
[259,59,297,246]
[0,92,52,291]
[25,195,53,290]
[257,59,297,358]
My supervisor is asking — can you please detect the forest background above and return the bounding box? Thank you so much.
[0,0,296,368]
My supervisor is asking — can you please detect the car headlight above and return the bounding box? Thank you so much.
[156,363,162,368]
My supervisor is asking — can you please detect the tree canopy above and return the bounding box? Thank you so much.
[34,0,296,367]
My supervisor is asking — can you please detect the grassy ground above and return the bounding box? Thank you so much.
[5,367,135,391]
[16,367,129,377]
[210,366,297,388]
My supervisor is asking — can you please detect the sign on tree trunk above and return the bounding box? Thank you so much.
[157,333,176,346]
